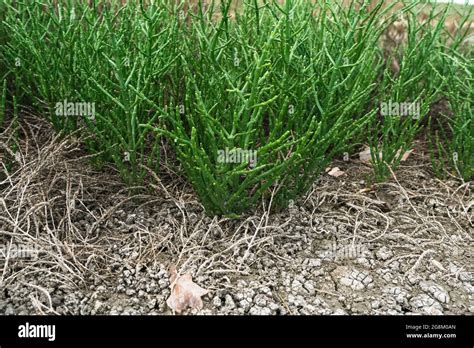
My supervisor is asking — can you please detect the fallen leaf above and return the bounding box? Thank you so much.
[327,167,344,177]
[359,146,372,162]
[400,149,414,162]
[166,265,209,313]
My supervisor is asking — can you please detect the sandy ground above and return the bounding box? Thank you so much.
[0,115,472,315]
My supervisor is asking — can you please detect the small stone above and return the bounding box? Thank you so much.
[291,279,303,291]
[239,299,251,310]
[371,300,381,309]
[376,246,393,261]
[407,273,420,285]
[213,296,222,307]
[224,295,236,310]
[268,302,280,312]
[254,294,267,307]
[92,300,103,314]
[303,282,315,295]
[356,258,371,268]
[147,299,157,309]
[420,281,450,304]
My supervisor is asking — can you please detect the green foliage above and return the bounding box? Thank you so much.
[369,4,452,182]
[0,0,181,184]
[0,79,5,129]
[0,85,19,181]
[429,52,473,181]
[0,0,472,215]
[147,0,387,215]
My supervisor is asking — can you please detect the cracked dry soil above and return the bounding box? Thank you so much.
[0,116,472,315]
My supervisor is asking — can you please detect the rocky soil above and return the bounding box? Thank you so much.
[0,116,472,315]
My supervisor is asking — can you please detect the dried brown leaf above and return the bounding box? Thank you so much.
[327,167,345,177]
[400,149,414,162]
[166,266,209,313]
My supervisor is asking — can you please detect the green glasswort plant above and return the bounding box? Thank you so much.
[428,4,473,181]
[369,4,451,182]
[447,74,473,181]
[0,79,5,129]
[429,50,473,181]
[0,87,20,181]
[1,0,181,184]
[143,0,391,215]
[1,0,472,216]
